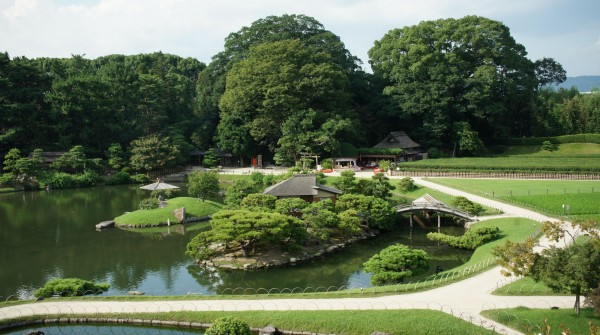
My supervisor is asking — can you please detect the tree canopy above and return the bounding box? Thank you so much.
[369,16,538,148]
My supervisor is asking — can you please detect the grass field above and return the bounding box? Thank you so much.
[401,143,600,174]
[0,310,498,335]
[428,178,600,221]
[482,307,600,335]
[493,277,557,296]
[114,197,223,226]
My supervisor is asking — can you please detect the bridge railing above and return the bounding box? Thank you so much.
[396,203,473,219]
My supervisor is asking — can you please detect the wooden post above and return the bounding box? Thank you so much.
[410,214,413,228]
[437,213,441,232]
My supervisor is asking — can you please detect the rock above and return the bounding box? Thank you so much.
[260,325,279,335]
[127,291,145,295]
[25,331,45,335]
[95,220,115,230]
[289,257,297,263]
[371,332,391,335]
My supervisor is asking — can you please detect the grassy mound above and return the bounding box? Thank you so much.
[115,197,223,227]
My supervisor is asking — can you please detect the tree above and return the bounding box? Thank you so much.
[493,220,600,314]
[363,244,429,285]
[2,148,21,177]
[302,200,340,241]
[206,317,251,335]
[534,57,567,88]
[398,177,417,193]
[336,194,396,229]
[369,172,396,200]
[189,210,307,258]
[224,180,260,207]
[275,197,309,216]
[107,143,125,171]
[240,193,277,212]
[332,170,358,194]
[52,145,87,174]
[369,16,537,146]
[129,135,179,173]
[187,171,220,201]
[218,38,354,157]
[197,14,364,152]
[202,148,220,168]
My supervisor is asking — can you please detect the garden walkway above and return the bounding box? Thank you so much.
[0,173,581,335]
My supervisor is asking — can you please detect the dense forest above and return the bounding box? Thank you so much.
[1,14,599,171]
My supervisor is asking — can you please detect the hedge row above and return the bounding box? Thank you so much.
[494,134,600,146]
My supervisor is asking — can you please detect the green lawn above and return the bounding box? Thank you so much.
[401,143,600,174]
[499,143,600,156]
[114,197,223,226]
[4,310,497,335]
[493,277,558,296]
[482,307,600,335]
[428,178,600,221]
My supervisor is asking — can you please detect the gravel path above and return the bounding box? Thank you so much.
[0,174,580,335]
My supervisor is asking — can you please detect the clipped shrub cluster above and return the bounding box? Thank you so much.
[105,171,131,185]
[495,133,600,146]
[451,196,485,216]
[206,317,251,335]
[427,226,500,250]
[34,278,110,298]
[139,197,160,210]
[398,177,418,193]
[363,244,429,285]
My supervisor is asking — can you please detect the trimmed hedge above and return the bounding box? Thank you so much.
[494,134,600,146]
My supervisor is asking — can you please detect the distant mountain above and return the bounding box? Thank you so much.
[554,76,600,92]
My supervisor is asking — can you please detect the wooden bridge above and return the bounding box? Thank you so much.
[396,194,474,228]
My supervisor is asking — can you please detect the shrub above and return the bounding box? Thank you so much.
[398,177,417,193]
[427,147,447,159]
[451,196,484,216]
[34,278,110,298]
[363,244,429,285]
[427,226,500,249]
[106,171,131,185]
[321,158,333,170]
[131,174,151,184]
[75,170,101,187]
[206,317,251,335]
[542,140,558,151]
[49,172,76,189]
[139,197,159,210]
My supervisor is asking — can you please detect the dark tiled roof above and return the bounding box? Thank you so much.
[263,174,342,197]
[373,131,420,149]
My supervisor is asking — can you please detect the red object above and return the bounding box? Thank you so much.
[373,168,384,173]
[320,169,333,173]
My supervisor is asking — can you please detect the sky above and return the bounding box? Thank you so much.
[1,0,599,76]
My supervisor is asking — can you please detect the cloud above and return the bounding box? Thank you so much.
[0,0,597,75]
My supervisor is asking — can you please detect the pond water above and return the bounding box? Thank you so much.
[0,324,203,335]
[0,185,471,299]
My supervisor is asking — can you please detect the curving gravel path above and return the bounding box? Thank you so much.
[0,174,580,335]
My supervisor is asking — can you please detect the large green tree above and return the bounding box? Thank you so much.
[197,14,365,153]
[369,16,538,148]
[218,39,355,161]
[187,170,220,201]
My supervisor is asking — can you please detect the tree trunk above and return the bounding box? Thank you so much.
[575,288,581,315]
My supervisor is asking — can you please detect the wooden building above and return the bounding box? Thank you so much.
[263,174,342,203]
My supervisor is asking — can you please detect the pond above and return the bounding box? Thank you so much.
[0,185,471,299]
